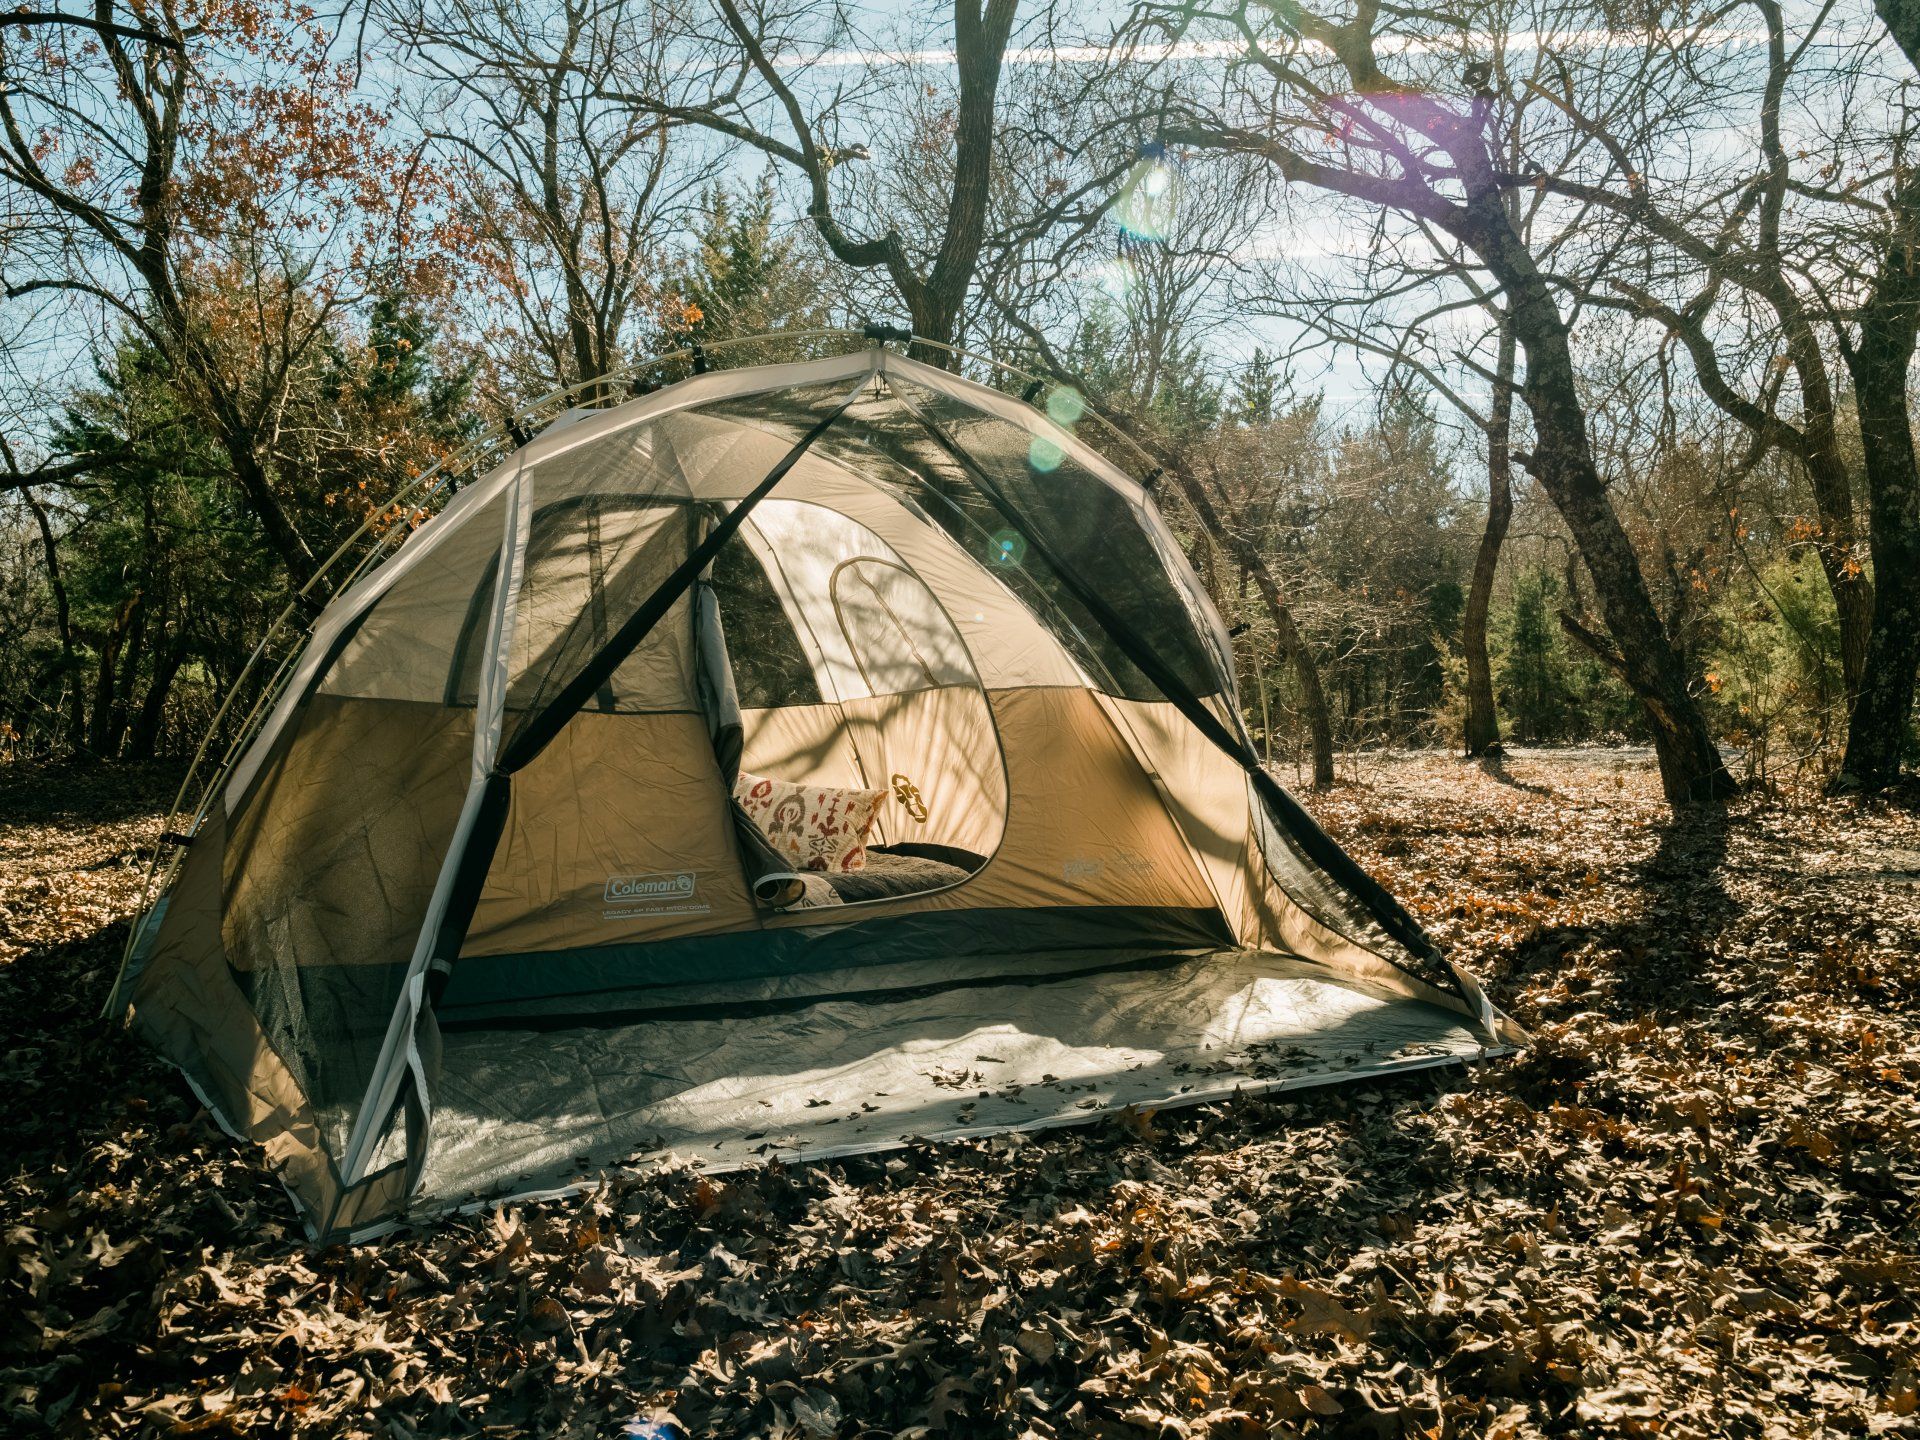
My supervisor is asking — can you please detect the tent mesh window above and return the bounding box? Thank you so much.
[445,495,699,717]
[880,376,1228,700]
[701,377,1226,702]
[708,539,821,709]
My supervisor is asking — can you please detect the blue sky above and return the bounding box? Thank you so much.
[2,0,1894,459]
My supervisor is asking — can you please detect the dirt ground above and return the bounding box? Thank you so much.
[1,750,1916,1438]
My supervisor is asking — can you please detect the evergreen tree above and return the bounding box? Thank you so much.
[2,294,478,759]
[37,338,277,758]
[1498,565,1575,742]
[659,178,833,358]
[1060,300,1221,447]
[1232,348,1281,427]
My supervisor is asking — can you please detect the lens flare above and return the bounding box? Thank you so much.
[1027,436,1065,473]
[1114,151,1179,242]
[1045,386,1085,426]
[988,529,1028,567]
[1095,256,1138,301]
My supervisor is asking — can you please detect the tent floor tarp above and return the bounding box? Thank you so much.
[397,951,1503,1229]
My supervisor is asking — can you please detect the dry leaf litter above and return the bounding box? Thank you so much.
[1,751,1915,1438]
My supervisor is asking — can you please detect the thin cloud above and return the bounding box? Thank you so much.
[775,28,1763,71]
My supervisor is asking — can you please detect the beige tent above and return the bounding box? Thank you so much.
[111,340,1518,1240]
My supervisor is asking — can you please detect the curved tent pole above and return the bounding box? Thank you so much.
[118,326,1503,1213]
[333,455,535,1200]
[336,375,871,1195]
[876,376,1485,1022]
[874,346,1501,1030]
[105,329,871,1016]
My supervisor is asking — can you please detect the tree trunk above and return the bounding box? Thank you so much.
[213,422,314,587]
[904,293,962,369]
[1155,461,1337,787]
[1835,178,1920,791]
[1878,0,1920,68]
[903,0,1020,369]
[1471,206,1732,803]
[128,631,185,761]
[1804,451,1875,699]
[103,592,149,756]
[1244,555,1338,788]
[23,488,85,753]
[1462,317,1514,757]
[87,592,140,757]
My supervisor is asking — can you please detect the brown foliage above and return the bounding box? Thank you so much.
[1,753,1916,1436]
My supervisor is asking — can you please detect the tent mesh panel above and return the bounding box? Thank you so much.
[689,379,1226,702]
[708,539,821,708]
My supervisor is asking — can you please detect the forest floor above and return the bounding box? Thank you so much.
[1,750,1917,1439]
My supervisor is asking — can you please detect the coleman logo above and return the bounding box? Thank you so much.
[604,872,696,903]
[1062,852,1153,886]
[601,872,708,918]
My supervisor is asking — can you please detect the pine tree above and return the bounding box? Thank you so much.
[1233,348,1280,427]
[661,178,832,354]
[1498,566,1575,743]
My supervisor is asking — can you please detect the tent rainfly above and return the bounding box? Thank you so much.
[109,341,1521,1240]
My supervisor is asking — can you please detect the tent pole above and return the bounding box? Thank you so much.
[342,374,876,1197]
[878,379,1466,996]
[338,462,533,1192]
[491,377,870,779]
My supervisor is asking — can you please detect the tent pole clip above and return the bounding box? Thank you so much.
[862,321,913,346]
[688,341,710,375]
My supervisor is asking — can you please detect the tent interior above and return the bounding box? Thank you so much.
[114,346,1513,1239]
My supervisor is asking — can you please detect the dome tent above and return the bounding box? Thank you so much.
[109,334,1518,1240]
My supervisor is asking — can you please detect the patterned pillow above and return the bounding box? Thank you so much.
[734,770,888,874]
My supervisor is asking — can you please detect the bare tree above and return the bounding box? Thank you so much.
[1524,3,1872,697]
[0,1,441,583]
[1462,315,1516,756]
[1236,225,1524,759]
[1833,172,1920,787]
[383,0,715,404]
[614,0,1141,364]
[1506,0,1920,787]
[982,145,1347,784]
[1834,0,1920,788]
[1137,0,1731,802]
[602,0,1014,359]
